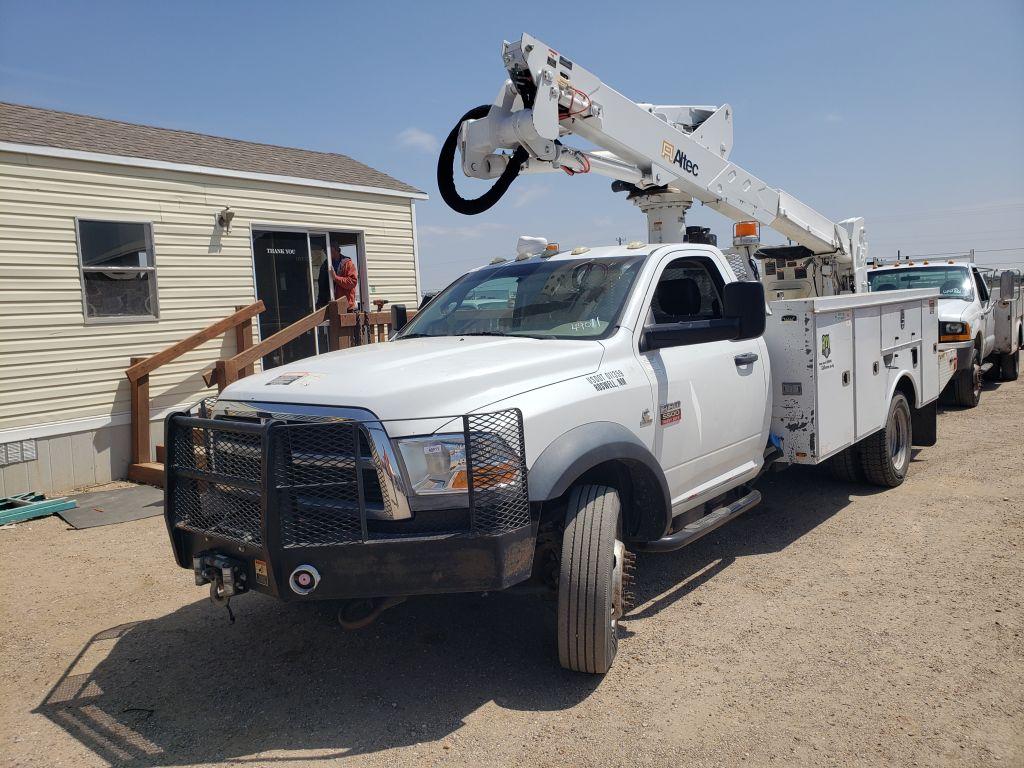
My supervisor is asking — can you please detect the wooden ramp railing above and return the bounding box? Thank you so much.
[126,297,415,487]
[124,301,264,485]
[215,298,349,391]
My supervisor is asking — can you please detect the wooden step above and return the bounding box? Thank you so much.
[155,444,165,463]
[128,461,165,488]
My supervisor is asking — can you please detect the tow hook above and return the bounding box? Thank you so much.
[337,596,407,630]
[193,552,248,622]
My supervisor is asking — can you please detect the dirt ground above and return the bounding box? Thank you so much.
[1,379,1021,768]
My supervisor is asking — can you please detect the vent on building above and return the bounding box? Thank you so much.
[0,439,37,467]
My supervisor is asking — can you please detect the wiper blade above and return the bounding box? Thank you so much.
[462,331,557,340]
[394,332,433,339]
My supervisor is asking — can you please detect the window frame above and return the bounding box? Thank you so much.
[74,217,160,324]
[646,254,727,327]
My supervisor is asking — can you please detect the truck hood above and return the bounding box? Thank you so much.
[219,336,605,420]
[937,297,972,323]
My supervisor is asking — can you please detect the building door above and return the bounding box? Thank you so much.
[252,230,317,369]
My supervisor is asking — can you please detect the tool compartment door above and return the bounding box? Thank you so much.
[853,305,888,440]
[812,309,854,458]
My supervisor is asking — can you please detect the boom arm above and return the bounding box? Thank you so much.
[445,34,867,285]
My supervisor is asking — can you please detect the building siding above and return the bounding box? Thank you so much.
[0,149,419,465]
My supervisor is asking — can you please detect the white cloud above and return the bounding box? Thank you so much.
[512,186,549,208]
[824,112,844,123]
[396,127,440,153]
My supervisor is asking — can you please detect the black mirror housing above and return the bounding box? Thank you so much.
[723,281,766,340]
[390,304,409,333]
[641,280,766,352]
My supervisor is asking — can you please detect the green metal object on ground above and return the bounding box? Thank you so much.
[0,492,77,525]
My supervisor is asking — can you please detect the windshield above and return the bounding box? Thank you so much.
[397,256,646,340]
[868,266,974,300]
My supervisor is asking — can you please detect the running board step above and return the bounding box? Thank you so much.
[980,361,995,373]
[636,488,762,553]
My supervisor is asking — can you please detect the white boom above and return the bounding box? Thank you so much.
[444,33,868,295]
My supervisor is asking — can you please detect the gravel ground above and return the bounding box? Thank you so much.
[1,378,1021,768]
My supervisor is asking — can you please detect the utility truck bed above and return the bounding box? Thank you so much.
[764,289,950,464]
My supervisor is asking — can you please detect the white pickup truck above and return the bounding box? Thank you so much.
[868,260,1022,406]
[165,243,951,673]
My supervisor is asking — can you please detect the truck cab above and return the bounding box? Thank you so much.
[868,260,993,407]
[165,241,936,675]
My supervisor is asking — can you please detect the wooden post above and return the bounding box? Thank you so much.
[129,356,151,465]
[327,297,348,351]
[215,359,239,393]
[234,305,255,378]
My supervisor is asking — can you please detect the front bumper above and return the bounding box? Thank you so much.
[938,339,975,371]
[164,408,535,600]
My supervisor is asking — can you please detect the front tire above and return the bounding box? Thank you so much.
[861,392,912,487]
[557,485,625,674]
[953,346,982,408]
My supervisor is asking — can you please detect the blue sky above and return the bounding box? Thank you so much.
[2,0,1022,289]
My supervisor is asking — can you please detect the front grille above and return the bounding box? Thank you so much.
[169,419,264,546]
[166,407,530,550]
[271,421,364,546]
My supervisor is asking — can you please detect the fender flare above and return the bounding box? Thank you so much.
[528,421,672,540]
[887,368,921,408]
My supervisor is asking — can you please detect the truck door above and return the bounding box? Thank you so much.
[636,254,768,507]
[972,266,995,356]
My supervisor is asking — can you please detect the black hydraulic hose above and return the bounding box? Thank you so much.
[437,104,529,215]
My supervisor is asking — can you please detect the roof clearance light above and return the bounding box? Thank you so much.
[571,246,590,255]
[733,220,761,248]
[626,241,645,249]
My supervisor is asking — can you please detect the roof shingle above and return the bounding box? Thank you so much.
[0,102,423,196]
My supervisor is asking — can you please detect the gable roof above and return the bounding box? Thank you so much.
[0,102,424,197]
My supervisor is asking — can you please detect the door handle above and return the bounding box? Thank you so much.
[734,352,758,366]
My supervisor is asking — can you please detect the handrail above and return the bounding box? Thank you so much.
[125,300,264,472]
[125,301,265,382]
[216,298,349,391]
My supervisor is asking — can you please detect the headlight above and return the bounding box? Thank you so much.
[940,321,971,340]
[396,435,468,495]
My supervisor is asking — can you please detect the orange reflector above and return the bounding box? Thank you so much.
[545,243,560,251]
[734,221,759,238]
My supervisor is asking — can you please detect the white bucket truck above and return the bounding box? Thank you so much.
[163,34,957,674]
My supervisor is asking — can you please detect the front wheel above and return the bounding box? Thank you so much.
[861,392,912,487]
[557,485,629,674]
[953,347,982,408]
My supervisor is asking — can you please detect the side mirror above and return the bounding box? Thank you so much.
[390,304,409,333]
[1000,271,1015,301]
[641,280,766,351]
[724,280,766,340]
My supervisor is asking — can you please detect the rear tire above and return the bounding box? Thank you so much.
[557,485,624,674]
[953,347,982,408]
[828,446,863,483]
[861,392,912,487]
[999,349,1019,381]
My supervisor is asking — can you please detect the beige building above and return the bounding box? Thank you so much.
[0,102,425,496]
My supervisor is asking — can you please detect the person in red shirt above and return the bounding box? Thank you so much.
[326,240,358,309]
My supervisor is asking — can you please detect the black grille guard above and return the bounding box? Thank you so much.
[164,407,531,567]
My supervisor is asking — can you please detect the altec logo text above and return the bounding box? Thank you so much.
[661,140,699,177]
